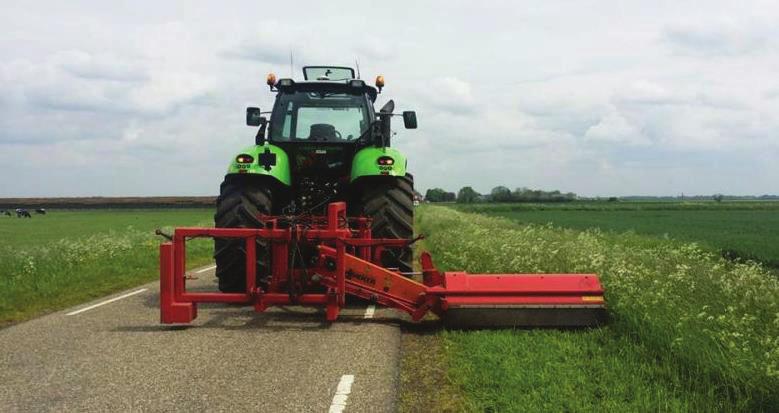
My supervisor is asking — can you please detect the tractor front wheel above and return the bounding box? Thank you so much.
[213,175,273,293]
[351,174,415,273]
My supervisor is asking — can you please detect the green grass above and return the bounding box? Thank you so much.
[0,209,214,247]
[415,205,778,412]
[443,330,723,412]
[0,209,214,325]
[453,201,779,268]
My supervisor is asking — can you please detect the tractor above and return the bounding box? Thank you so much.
[157,66,606,328]
[214,66,416,293]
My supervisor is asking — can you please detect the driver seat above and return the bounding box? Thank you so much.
[308,124,338,141]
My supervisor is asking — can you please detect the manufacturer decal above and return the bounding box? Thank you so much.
[346,270,376,286]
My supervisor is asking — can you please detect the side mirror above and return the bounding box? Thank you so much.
[402,111,417,129]
[246,107,262,126]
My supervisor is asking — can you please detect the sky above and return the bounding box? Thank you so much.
[1,0,777,197]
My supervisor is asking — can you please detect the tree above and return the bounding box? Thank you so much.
[713,194,724,203]
[490,186,513,202]
[512,187,529,202]
[424,188,448,202]
[457,186,480,203]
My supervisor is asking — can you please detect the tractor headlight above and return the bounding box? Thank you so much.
[377,156,394,166]
[236,154,254,164]
[349,79,365,88]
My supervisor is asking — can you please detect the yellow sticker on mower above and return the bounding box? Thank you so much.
[581,296,604,302]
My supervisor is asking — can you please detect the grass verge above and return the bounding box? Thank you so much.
[0,209,214,326]
[399,324,466,412]
[411,205,778,411]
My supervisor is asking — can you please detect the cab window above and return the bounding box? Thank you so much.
[271,92,370,142]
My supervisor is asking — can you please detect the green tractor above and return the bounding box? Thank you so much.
[214,66,418,292]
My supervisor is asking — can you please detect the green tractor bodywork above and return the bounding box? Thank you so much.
[225,144,407,185]
[226,143,292,185]
[349,146,407,182]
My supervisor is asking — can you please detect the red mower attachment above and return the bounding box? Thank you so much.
[159,202,607,328]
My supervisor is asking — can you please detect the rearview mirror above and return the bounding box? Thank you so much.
[246,107,262,126]
[402,111,417,129]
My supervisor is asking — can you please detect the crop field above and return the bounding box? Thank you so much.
[404,205,778,412]
[0,209,214,325]
[453,201,779,269]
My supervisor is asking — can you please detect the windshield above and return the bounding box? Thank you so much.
[270,92,371,142]
[303,66,355,81]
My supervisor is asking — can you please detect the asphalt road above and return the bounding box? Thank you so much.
[0,265,402,412]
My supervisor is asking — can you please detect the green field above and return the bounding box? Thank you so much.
[403,205,778,412]
[454,201,779,268]
[0,209,214,325]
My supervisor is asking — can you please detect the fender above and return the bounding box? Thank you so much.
[226,143,291,186]
[350,147,407,182]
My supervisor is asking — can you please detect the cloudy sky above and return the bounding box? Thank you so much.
[1,0,778,197]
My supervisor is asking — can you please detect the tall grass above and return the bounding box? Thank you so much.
[419,206,778,410]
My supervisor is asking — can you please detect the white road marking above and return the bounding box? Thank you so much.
[65,289,148,316]
[364,305,375,319]
[328,374,354,413]
[195,265,217,274]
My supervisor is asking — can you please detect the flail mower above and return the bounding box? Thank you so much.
[159,66,606,328]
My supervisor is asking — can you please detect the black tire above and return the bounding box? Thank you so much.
[351,174,414,272]
[213,175,273,293]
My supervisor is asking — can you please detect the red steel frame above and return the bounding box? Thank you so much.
[160,202,606,324]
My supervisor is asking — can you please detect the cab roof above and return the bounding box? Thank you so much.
[275,78,378,102]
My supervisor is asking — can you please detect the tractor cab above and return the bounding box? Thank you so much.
[229,65,415,213]
[268,80,376,143]
[237,66,416,211]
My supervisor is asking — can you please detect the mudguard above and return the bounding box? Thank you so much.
[350,147,407,182]
[226,143,291,186]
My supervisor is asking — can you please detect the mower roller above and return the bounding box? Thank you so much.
[159,202,606,328]
[158,65,606,328]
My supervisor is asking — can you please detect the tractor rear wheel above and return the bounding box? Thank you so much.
[213,175,273,293]
[352,174,415,273]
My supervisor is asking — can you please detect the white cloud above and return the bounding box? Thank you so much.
[663,19,778,57]
[55,50,149,82]
[415,76,476,115]
[585,108,648,145]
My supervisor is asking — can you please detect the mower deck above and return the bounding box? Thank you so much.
[159,202,606,328]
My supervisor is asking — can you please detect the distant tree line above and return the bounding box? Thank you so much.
[424,186,577,203]
[423,189,779,204]
[424,188,456,202]
[615,194,779,201]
